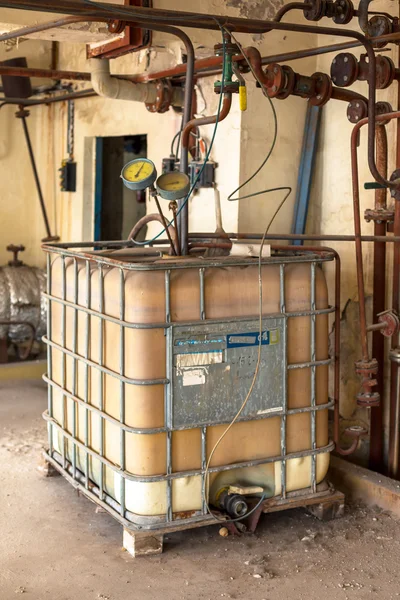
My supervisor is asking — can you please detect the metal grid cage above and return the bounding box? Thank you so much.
[42,242,336,532]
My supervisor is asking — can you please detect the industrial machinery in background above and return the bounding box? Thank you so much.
[3,0,400,557]
[0,245,46,363]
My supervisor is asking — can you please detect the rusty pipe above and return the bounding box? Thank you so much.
[179,93,232,255]
[331,87,368,104]
[274,2,311,21]
[351,112,400,364]
[370,124,388,472]
[189,232,400,243]
[351,122,371,363]
[0,15,107,43]
[181,93,232,152]
[0,0,393,192]
[127,213,178,253]
[0,65,91,81]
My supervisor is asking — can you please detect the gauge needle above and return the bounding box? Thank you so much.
[135,162,145,179]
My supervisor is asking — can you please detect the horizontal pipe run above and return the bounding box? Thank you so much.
[0,65,91,81]
[189,232,400,243]
[0,90,97,106]
[0,15,106,43]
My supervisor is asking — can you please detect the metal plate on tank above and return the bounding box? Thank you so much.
[171,318,284,428]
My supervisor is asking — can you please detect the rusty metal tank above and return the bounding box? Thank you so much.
[43,243,334,530]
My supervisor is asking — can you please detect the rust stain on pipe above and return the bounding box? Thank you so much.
[0,15,107,43]
[370,125,388,472]
[0,65,91,82]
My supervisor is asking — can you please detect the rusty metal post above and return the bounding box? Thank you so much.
[370,125,388,472]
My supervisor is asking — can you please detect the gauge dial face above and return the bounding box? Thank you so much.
[156,172,191,201]
[121,158,157,191]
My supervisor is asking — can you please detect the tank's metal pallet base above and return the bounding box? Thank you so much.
[40,451,345,558]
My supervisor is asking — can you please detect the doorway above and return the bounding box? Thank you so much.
[94,134,147,241]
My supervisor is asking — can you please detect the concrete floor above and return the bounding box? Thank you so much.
[1,380,400,600]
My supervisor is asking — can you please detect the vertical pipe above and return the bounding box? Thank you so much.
[389,201,400,478]
[19,110,52,239]
[370,125,388,472]
[388,31,400,478]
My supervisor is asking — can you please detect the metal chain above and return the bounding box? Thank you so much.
[67,99,75,161]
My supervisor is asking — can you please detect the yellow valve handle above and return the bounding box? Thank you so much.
[239,84,247,112]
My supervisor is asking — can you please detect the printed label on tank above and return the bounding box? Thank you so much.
[172,319,285,428]
[227,329,280,348]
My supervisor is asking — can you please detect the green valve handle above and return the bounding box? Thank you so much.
[364,182,387,190]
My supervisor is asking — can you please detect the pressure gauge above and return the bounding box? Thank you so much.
[121,158,157,191]
[155,172,191,201]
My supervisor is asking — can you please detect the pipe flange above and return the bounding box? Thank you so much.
[309,72,332,106]
[364,207,394,223]
[390,169,400,201]
[367,15,392,47]
[375,101,393,126]
[214,42,240,57]
[276,65,296,99]
[108,20,126,34]
[347,99,367,124]
[145,80,173,114]
[376,55,396,89]
[344,425,368,438]
[263,63,286,97]
[330,53,358,87]
[356,392,380,407]
[355,357,379,376]
[332,0,354,24]
[303,0,324,21]
[377,310,400,338]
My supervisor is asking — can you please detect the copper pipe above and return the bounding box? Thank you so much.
[180,92,232,255]
[389,8,400,479]
[370,125,388,472]
[274,2,311,21]
[127,213,178,253]
[0,15,106,43]
[350,113,400,362]
[0,0,393,191]
[0,65,91,82]
[153,195,177,256]
[181,93,232,152]
[389,204,400,478]
[331,87,367,103]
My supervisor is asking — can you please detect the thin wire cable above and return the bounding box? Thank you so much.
[202,187,291,524]
[202,28,293,524]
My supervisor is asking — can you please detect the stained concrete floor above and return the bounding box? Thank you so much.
[1,380,400,600]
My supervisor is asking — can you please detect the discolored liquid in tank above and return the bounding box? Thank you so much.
[48,250,331,519]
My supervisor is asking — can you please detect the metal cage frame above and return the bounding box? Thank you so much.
[42,242,336,532]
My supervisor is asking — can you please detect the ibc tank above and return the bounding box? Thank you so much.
[43,245,334,529]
